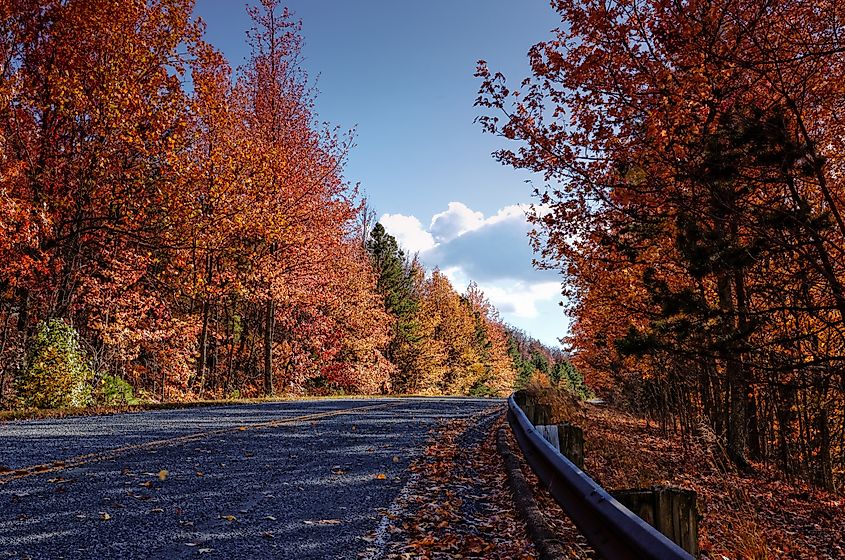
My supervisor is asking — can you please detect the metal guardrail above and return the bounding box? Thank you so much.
[507,394,694,560]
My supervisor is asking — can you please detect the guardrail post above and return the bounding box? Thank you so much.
[532,404,551,425]
[512,390,551,425]
[536,424,560,450]
[536,423,585,470]
[611,486,699,556]
[557,422,584,469]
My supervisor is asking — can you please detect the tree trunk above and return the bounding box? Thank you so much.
[196,301,210,393]
[717,273,750,469]
[814,402,834,491]
[263,298,275,396]
[16,287,29,334]
[194,253,214,394]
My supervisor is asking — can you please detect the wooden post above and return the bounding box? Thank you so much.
[532,404,551,425]
[557,423,585,469]
[523,401,536,424]
[535,423,585,469]
[512,391,551,425]
[536,425,560,450]
[611,486,699,555]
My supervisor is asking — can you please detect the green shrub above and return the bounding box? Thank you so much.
[93,373,138,406]
[469,382,497,397]
[17,319,93,409]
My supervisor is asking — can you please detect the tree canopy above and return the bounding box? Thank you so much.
[477,0,845,489]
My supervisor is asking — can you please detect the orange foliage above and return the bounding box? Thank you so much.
[478,0,845,488]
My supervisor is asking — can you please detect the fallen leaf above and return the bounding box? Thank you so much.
[375,473,387,480]
[158,470,169,481]
[220,514,237,521]
[99,512,111,521]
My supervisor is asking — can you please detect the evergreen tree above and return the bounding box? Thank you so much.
[507,334,535,388]
[366,223,420,390]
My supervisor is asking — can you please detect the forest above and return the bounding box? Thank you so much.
[0,0,579,410]
[477,0,845,491]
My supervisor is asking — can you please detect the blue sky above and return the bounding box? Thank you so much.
[194,1,568,347]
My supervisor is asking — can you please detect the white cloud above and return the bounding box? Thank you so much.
[482,281,561,318]
[424,205,551,284]
[378,202,567,346]
[486,204,528,225]
[429,202,484,242]
[379,213,436,253]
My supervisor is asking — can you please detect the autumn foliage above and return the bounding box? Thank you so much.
[478,0,845,490]
[0,0,575,408]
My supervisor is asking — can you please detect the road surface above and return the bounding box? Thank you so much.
[0,398,502,560]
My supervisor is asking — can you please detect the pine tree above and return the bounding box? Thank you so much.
[366,223,420,390]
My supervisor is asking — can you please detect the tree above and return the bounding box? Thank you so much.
[462,282,516,395]
[366,222,420,389]
[233,0,356,395]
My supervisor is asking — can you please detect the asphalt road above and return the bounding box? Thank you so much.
[0,398,502,560]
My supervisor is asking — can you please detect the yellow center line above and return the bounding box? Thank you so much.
[0,402,397,484]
